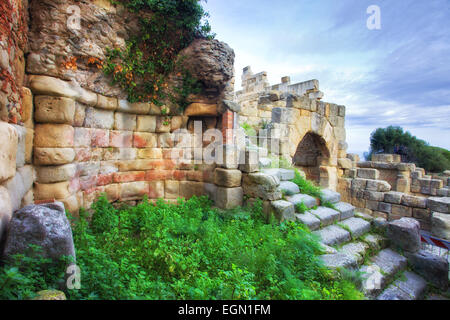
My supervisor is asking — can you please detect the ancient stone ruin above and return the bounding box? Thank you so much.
[0,0,448,300]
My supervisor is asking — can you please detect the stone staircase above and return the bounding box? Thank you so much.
[260,167,448,300]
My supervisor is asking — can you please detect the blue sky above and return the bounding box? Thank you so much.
[203,0,450,157]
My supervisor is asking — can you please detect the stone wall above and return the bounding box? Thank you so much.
[234,67,347,191]
[0,0,34,242]
[337,153,450,239]
[0,0,240,243]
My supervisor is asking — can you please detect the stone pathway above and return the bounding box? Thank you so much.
[267,168,448,300]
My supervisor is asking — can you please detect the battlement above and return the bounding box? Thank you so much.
[236,66,324,100]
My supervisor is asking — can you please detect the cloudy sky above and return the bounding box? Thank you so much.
[203,0,450,157]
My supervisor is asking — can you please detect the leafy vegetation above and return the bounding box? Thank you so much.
[241,122,257,137]
[0,196,363,300]
[295,202,309,214]
[103,0,213,104]
[365,126,450,173]
[292,169,322,199]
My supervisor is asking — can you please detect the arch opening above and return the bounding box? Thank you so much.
[292,132,330,185]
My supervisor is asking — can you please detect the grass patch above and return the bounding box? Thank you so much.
[291,169,322,199]
[0,196,364,300]
[295,202,309,214]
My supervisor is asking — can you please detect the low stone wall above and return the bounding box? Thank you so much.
[337,153,450,239]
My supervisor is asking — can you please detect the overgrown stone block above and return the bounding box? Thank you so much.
[214,168,242,188]
[216,187,243,210]
[387,218,421,253]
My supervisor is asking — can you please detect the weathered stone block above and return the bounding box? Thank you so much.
[96,95,118,111]
[412,208,430,220]
[138,148,163,159]
[84,107,114,129]
[271,200,295,222]
[214,168,242,188]
[25,128,34,164]
[366,180,391,192]
[109,130,133,148]
[12,125,26,169]
[391,204,412,217]
[148,181,165,199]
[34,181,74,201]
[90,129,109,147]
[384,191,403,204]
[180,181,204,199]
[165,180,180,199]
[158,133,174,148]
[119,181,149,200]
[431,212,450,240]
[364,190,384,201]
[406,250,448,291]
[0,122,19,182]
[216,187,243,209]
[136,115,157,132]
[34,96,75,124]
[114,112,136,131]
[36,164,77,184]
[239,148,259,173]
[156,117,171,133]
[29,75,97,106]
[401,195,427,209]
[216,145,239,169]
[34,148,75,165]
[378,202,392,214]
[427,197,450,214]
[351,178,367,190]
[387,218,421,253]
[0,186,12,240]
[338,158,352,169]
[133,132,158,148]
[242,172,281,201]
[357,168,379,180]
[34,124,74,148]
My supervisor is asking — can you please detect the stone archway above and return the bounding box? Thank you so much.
[292,132,330,185]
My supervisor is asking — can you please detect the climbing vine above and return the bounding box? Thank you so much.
[103,0,214,107]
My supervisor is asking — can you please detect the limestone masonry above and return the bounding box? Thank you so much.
[0,0,449,252]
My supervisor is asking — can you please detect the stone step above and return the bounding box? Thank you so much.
[377,271,427,300]
[310,206,340,227]
[286,193,318,209]
[262,168,295,181]
[334,202,355,220]
[355,211,374,222]
[259,157,272,168]
[313,225,351,246]
[321,189,341,204]
[320,252,358,270]
[360,249,408,298]
[338,217,371,239]
[296,212,320,231]
[339,242,370,265]
[279,181,300,195]
[362,233,390,251]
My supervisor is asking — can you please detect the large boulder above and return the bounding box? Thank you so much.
[3,202,75,262]
[179,39,235,94]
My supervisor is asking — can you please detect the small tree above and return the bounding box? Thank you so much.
[365,126,450,173]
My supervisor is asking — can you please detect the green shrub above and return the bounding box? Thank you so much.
[365,126,450,173]
[0,245,72,300]
[295,202,309,214]
[292,169,322,199]
[103,0,213,104]
[0,196,364,300]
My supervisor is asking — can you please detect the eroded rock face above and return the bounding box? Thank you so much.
[179,39,235,98]
[27,0,134,97]
[3,202,76,262]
